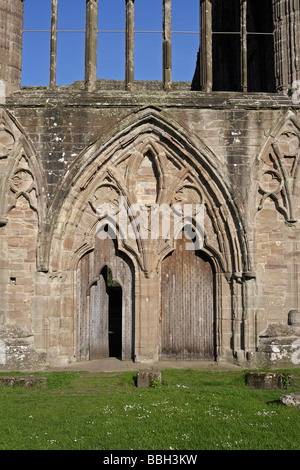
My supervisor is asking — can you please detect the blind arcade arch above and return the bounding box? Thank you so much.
[22,0,276,92]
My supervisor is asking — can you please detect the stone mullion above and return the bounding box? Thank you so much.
[199,0,212,92]
[163,0,172,91]
[50,0,58,88]
[241,0,247,92]
[125,0,135,91]
[85,0,98,92]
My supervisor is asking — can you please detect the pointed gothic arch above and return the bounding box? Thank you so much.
[43,107,253,362]
[44,107,251,275]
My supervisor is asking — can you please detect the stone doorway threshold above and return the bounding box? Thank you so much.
[47,357,241,373]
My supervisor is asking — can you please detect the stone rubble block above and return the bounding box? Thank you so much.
[280,392,300,409]
[245,371,295,390]
[0,375,47,389]
[136,369,162,388]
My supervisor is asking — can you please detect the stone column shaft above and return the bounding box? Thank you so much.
[125,0,135,90]
[0,0,24,94]
[241,0,247,92]
[50,0,58,88]
[85,0,98,91]
[199,0,212,92]
[163,0,172,90]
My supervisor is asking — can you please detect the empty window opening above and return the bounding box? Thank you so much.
[247,0,274,33]
[22,32,51,86]
[56,0,85,85]
[212,0,241,91]
[212,0,240,32]
[212,34,241,92]
[102,267,122,359]
[56,32,85,85]
[22,0,51,86]
[211,0,275,92]
[97,0,125,80]
[134,0,162,81]
[22,0,86,86]
[246,0,275,92]
[172,0,200,82]
[97,33,125,81]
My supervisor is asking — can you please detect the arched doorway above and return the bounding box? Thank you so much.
[160,233,215,360]
[77,236,134,361]
[105,267,123,358]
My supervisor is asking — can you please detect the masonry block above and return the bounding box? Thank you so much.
[137,370,162,388]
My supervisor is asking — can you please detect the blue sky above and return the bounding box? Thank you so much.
[21,0,200,86]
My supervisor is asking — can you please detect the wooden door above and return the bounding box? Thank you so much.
[77,237,134,361]
[90,274,109,360]
[160,236,215,359]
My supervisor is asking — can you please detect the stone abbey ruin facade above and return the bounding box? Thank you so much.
[0,0,299,370]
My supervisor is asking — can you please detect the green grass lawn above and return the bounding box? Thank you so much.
[0,369,299,451]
